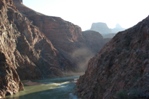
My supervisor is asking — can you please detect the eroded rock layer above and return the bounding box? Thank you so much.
[0,0,110,97]
[0,0,23,97]
[0,0,69,97]
[77,16,149,99]
[14,1,109,71]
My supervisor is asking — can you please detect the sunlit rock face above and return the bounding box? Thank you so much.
[14,0,86,71]
[14,0,85,53]
[0,52,23,98]
[14,1,109,72]
[77,16,149,99]
[0,0,24,97]
[7,0,66,80]
[0,0,71,97]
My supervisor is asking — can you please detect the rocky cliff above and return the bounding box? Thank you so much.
[75,30,110,71]
[77,16,149,99]
[0,0,72,97]
[14,1,108,71]
[0,0,109,97]
[14,0,85,70]
[7,0,71,80]
[14,0,85,52]
[0,0,24,97]
[82,30,109,53]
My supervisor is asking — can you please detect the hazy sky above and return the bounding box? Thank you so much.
[23,0,149,30]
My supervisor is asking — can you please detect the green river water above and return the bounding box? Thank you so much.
[5,76,79,99]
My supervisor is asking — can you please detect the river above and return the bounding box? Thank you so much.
[5,76,79,99]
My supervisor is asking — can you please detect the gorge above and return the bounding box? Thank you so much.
[0,0,149,99]
[77,16,149,99]
[0,0,108,98]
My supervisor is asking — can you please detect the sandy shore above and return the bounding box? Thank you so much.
[23,80,41,86]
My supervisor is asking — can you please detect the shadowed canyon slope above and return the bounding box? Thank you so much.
[14,0,109,71]
[0,0,68,97]
[0,0,109,98]
[77,16,149,99]
[82,30,110,53]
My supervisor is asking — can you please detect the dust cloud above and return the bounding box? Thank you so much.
[71,48,94,72]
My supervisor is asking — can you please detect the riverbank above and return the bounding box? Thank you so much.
[5,76,80,99]
[21,72,84,86]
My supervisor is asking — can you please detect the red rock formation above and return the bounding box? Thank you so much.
[77,16,149,99]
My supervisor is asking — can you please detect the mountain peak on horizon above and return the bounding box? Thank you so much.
[90,22,125,36]
[115,23,123,29]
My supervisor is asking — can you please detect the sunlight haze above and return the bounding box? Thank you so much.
[23,0,149,30]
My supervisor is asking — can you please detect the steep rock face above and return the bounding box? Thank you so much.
[14,1,86,69]
[14,1,85,52]
[13,0,111,74]
[7,2,66,79]
[77,30,110,71]
[0,0,111,97]
[14,1,107,71]
[73,30,109,71]
[77,16,149,99]
[0,52,23,98]
[0,0,24,97]
[82,30,109,53]
[0,0,74,97]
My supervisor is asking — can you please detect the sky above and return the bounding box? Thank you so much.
[23,0,149,30]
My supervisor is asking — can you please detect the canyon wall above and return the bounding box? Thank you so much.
[14,1,109,72]
[0,0,71,97]
[77,16,149,99]
[0,0,109,97]
[0,0,23,97]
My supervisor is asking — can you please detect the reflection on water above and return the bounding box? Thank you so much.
[5,76,79,99]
